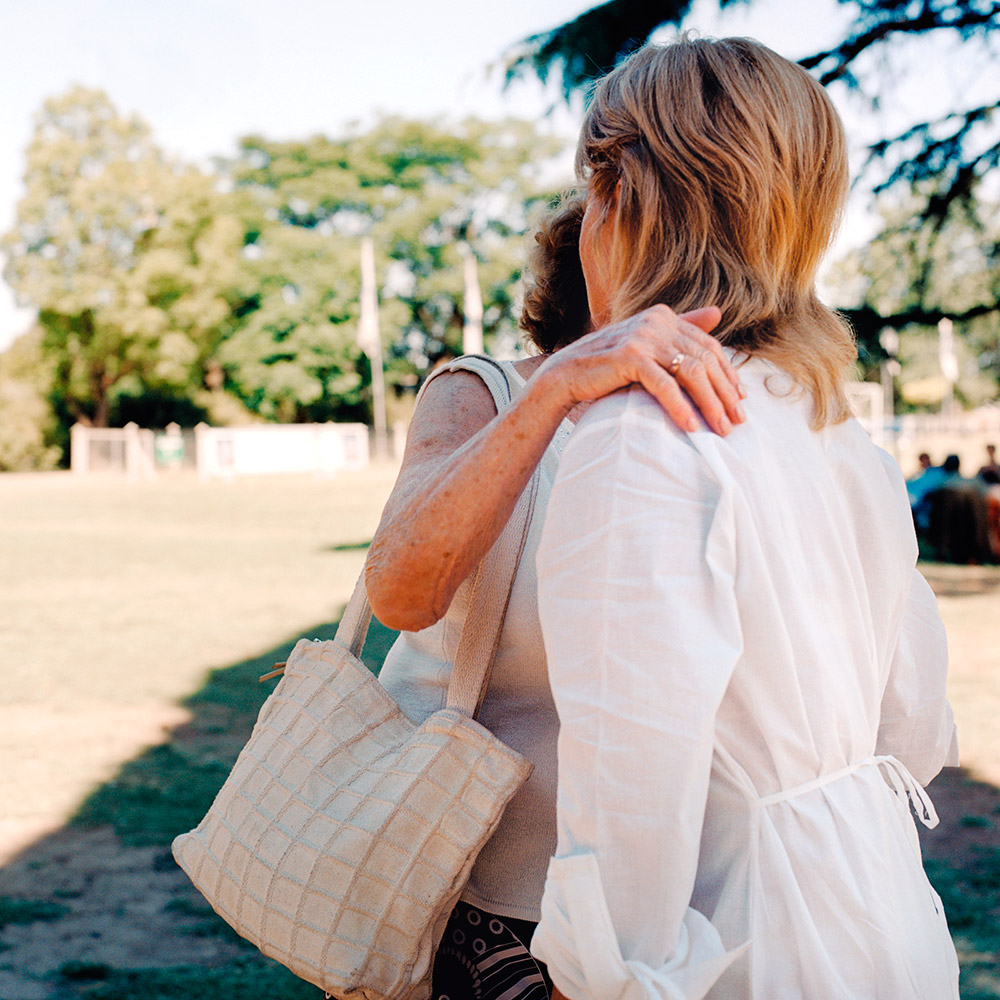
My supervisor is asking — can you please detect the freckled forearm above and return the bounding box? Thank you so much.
[366,368,572,630]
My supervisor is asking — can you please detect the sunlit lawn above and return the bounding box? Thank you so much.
[0,469,998,997]
[0,467,399,857]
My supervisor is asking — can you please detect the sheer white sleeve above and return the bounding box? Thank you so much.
[876,568,959,786]
[531,396,748,1000]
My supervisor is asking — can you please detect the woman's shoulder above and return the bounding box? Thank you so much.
[421,354,540,402]
[572,386,707,467]
[407,362,503,453]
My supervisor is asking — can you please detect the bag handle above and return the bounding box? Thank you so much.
[344,355,536,718]
[265,356,539,723]
[446,466,538,717]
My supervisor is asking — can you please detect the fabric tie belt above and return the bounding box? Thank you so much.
[755,753,939,828]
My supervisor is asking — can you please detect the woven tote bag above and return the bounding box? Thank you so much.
[173,359,537,1000]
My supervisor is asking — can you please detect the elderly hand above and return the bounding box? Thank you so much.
[537,303,744,436]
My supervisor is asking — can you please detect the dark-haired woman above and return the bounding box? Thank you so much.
[366,192,746,997]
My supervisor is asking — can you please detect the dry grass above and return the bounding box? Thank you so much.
[0,468,998,998]
[923,562,1000,786]
[0,466,399,860]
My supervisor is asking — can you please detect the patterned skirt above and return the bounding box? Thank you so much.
[431,900,552,1000]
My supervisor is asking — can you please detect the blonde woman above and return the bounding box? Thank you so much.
[367,184,746,996]
[532,37,959,1000]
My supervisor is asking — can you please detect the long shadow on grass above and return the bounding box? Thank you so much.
[0,612,398,1000]
[919,767,1000,999]
[3,616,1000,998]
[70,616,399,850]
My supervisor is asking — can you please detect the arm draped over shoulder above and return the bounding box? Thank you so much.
[532,392,747,1000]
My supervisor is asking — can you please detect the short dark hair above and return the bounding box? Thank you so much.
[520,194,591,354]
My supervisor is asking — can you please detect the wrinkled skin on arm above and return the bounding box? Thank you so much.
[366,304,745,632]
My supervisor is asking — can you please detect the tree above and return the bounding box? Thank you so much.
[0,327,61,470]
[503,0,1000,369]
[217,209,370,423]
[829,190,1000,405]
[2,87,245,427]
[222,117,565,422]
[2,94,568,443]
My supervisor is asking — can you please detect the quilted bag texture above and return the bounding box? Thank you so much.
[172,636,533,999]
[173,357,537,999]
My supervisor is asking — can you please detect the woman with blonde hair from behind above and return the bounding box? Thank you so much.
[532,36,959,1000]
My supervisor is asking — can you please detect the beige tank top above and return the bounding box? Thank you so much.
[377,355,573,923]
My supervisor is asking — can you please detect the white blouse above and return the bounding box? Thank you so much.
[531,358,960,1000]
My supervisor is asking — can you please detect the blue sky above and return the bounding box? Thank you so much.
[0,0,982,349]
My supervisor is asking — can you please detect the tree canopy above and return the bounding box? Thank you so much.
[1,88,567,453]
[223,117,562,422]
[503,0,1000,380]
[832,189,1000,405]
[1,87,245,429]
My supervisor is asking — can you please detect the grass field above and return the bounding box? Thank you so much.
[0,468,998,998]
[0,467,398,860]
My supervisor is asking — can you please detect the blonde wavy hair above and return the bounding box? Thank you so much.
[579,36,856,427]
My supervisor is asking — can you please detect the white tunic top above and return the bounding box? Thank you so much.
[379,357,572,922]
[531,357,960,1000]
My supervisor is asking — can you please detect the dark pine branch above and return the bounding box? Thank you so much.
[859,101,1000,220]
[844,301,1000,339]
[503,0,695,99]
[800,1,1000,86]
[503,1,999,215]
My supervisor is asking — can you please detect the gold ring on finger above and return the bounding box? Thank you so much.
[667,353,685,376]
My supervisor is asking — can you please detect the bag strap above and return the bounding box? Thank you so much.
[446,466,538,717]
[331,355,538,720]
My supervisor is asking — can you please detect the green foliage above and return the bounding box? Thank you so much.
[2,91,567,447]
[2,87,246,429]
[801,2,1000,231]
[829,192,1000,404]
[223,117,565,422]
[0,327,61,470]
[0,897,68,929]
[217,209,369,423]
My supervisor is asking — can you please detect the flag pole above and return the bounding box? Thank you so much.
[460,241,484,356]
[359,235,388,459]
[937,316,958,421]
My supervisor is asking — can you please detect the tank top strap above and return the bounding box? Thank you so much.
[416,355,519,412]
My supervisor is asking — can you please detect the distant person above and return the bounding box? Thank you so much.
[907,453,949,534]
[984,451,1000,559]
[928,455,994,563]
[978,443,1000,485]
